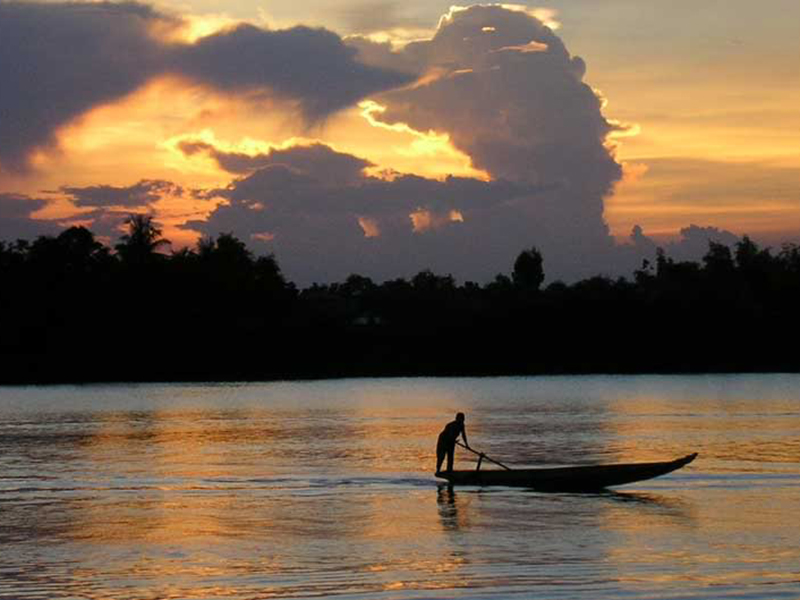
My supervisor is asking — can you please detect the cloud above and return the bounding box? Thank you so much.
[6,3,759,285]
[620,223,741,273]
[0,193,58,241]
[665,225,741,261]
[370,6,623,186]
[0,1,168,172]
[0,1,412,171]
[342,5,627,280]
[178,140,374,181]
[181,141,542,284]
[169,5,634,284]
[61,180,183,208]
[170,23,412,121]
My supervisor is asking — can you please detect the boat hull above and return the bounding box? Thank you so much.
[435,453,698,491]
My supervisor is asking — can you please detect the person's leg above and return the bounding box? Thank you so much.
[436,440,446,473]
[446,444,455,472]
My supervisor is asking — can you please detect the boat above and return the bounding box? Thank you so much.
[435,453,698,491]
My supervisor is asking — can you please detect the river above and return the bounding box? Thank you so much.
[1,375,799,599]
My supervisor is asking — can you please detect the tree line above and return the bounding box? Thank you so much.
[2,216,800,383]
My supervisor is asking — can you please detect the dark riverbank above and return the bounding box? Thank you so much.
[3,223,800,384]
[4,319,798,385]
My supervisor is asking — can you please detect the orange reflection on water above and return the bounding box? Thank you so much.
[5,377,798,599]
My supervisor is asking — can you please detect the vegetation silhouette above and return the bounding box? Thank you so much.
[115,214,171,266]
[2,218,800,383]
[512,246,544,291]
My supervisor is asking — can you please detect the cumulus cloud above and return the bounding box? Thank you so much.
[169,5,632,283]
[5,3,745,284]
[343,5,627,280]
[0,1,412,171]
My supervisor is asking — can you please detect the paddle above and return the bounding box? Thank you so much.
[456,440,512,471]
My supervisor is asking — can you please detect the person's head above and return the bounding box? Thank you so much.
[456,412,465,423]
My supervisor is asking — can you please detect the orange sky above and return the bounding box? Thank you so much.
[1,1,799,282]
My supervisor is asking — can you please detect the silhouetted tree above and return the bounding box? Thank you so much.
[115,214,170,265]
[254,254,290,293]
[778,243,800,276]
[339,274,376,299]
[412,269,456,293]
[201,233,252,269]
[703,241,735,276]
[512,246,544,291]
[5,224,800,383]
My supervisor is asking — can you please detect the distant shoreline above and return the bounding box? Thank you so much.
[4,226,800,385]
[3,361,798,386]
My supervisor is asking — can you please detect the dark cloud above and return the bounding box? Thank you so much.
[0,1,168,172]
[181,141,547,284]
[178,141,373,182]
[0,2,412,171]
[61,180,182,208]
[374,6,622,187]
[173,6,632,283]
[172,24,411,121]
[0,193,58,240]
[0,194,48,219]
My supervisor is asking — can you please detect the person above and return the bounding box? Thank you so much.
[436,412,469,473]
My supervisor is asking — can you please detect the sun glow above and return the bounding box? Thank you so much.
[439,5,560,30]
[358,100,489,181]
[410,209,465,232]
[171,14,241,43]
[163,130,335,174]
[358,216,381,238]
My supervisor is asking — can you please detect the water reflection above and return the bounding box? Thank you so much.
[1,376,799,599]
[436,484,461,531]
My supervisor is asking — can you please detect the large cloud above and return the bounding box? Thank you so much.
[2,3,758,283]
[172,24,410,120]
[0,2,166,171]
[345,5,626,280]
[182,141,542,284]
[182,5,632,284]
[0,1,411,172]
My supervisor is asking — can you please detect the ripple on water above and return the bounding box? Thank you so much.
[1,376,800,599]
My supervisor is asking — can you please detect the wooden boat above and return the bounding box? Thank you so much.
[435,453,698,491]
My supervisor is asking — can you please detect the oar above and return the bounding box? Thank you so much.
[456,440,512,471]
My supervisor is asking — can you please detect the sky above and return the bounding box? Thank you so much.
[1,0,798,285]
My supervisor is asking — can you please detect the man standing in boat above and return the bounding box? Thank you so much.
[436,412,470,474]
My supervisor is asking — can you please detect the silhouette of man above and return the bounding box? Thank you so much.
[436,412,469,473]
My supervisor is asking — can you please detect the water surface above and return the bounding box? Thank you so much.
[1,375,799,599]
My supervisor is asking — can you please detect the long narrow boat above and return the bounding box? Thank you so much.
[435,453,698,491]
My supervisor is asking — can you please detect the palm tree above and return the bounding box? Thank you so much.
[115,214,170,265]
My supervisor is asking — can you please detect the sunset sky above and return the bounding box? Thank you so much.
[1,0,798,284]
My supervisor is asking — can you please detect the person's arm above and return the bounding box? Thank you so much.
[461,425,469,449]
